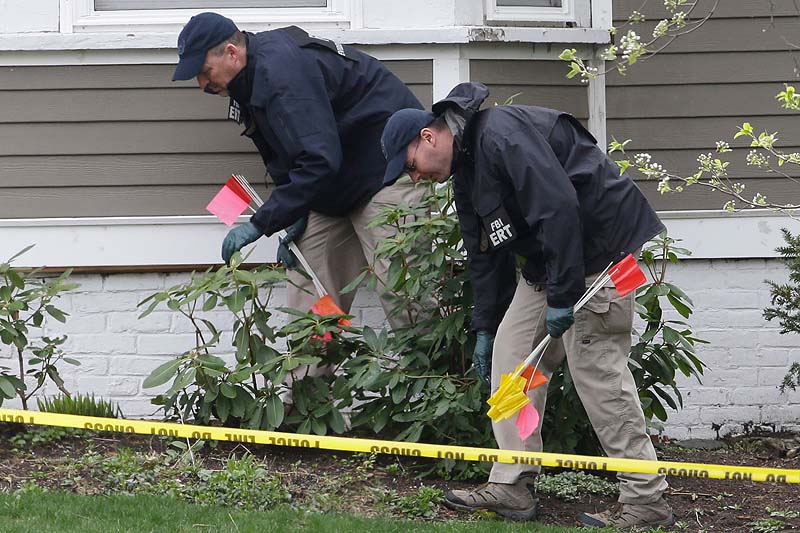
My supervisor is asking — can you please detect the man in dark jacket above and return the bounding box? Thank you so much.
[381,82,673,529]
[172,13,423,380]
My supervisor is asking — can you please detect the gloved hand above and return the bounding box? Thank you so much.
[276,215,308,269]
[546,306,575,338]
[471,330,495,386]
[221,222,263,265]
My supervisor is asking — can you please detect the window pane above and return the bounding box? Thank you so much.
[96,0,326,10]
[497,0,563,6]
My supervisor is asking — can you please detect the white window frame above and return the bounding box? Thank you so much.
[484,0,591,27]
[59,0,352,33]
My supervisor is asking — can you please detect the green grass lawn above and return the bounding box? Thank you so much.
[0,490,584,533]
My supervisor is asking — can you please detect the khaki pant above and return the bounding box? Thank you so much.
[488,272,668,505]
[285,180,423,384]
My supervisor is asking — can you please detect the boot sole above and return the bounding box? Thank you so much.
[443,498,539,521]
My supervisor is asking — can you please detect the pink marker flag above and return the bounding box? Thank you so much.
[515,403,540,441]
[206,178,252,226]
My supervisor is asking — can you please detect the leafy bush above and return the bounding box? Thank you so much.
[37,393,122,419]
[139,259,362,434]
[140,183,705,473]
[764,228,800,393]
[542,233,706,453]
[0,246,80,409]
[537,471,618,501]
[631,233,707,423]
[343,181,492,468]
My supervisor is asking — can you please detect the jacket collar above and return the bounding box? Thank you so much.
[226,32,256,107]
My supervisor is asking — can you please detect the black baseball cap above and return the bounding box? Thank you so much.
[172,12,238,81]
[381,108,436,186]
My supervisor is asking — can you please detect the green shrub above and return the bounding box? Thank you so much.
[0,246,80,409]
[139,183,706,475]
[37,393,122,419]
[537,471,618,501]
[764,228,800,394]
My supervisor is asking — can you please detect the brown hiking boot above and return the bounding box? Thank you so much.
[577,498,675,529]
[443,480,539,521]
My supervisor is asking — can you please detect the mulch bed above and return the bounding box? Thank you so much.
[0,423,798,531]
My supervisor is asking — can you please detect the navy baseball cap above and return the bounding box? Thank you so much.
[172,12,238,81]
[381,108,436,185]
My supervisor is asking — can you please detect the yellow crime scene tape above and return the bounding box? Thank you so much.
[1,408,798,484]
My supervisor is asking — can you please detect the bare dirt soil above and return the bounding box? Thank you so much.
[0,424,798,532]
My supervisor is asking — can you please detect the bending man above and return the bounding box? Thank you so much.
[380,82,672,529]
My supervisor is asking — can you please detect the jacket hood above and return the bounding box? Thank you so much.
[432,82,489,123]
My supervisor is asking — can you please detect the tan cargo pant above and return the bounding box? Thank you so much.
[284,180,423,385]
[488,272,668,505]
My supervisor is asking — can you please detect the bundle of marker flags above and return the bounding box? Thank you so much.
[206,175,351,338]
[487,254,647,440]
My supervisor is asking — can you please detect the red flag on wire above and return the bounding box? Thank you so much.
[206,176,252,226]
[609,253,647,297]
[519,365,548,393]
[310,295,352,343]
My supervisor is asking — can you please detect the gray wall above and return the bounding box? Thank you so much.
[473,0,800,211]
[0,61,432,219]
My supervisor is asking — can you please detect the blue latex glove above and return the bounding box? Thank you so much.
[471,330,495,386]
[276,215,308,269]
[221,222,263,264]
[546,306,575,339]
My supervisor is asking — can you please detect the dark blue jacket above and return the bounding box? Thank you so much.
[437,83,665,333]
[227,27,422,235]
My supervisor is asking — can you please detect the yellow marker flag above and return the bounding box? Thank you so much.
[487,373,530,422]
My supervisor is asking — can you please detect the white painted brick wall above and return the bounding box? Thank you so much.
[1,259,798,439]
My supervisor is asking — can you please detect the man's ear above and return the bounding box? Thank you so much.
[226,43,239,61]
[420,127,435,146]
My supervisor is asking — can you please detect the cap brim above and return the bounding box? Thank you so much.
[172,53,206,81]
[383,152,407,186]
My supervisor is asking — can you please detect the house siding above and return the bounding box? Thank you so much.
[471,0,800,211]
[0,60,433,218]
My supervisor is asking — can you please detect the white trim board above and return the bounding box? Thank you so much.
[0,26,610,52]
[0,211,795,269]
[0,39,602,66]
[0,216,277,269]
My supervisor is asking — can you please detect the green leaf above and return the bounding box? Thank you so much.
[225,287,249,314]
[220,382,237,399]
[0,376,18,398]
[143,359,182,388]
[340,269,368,295]
[328,408,346,434]
[216,397,230,422]
[202,294,218,312]
[6,270,25,290]
[311,417,327,436]
[45,305,67,323]
[265,394,284,429]
[7,245,35,263]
